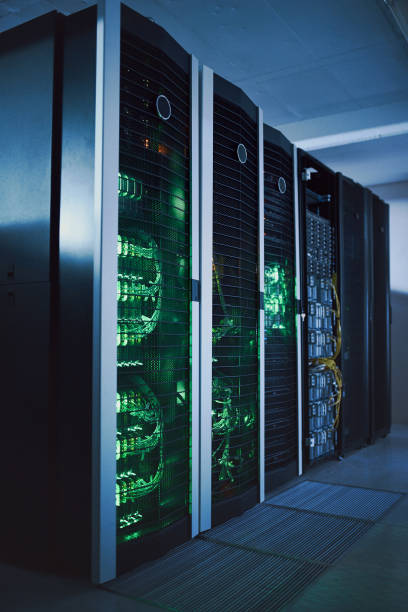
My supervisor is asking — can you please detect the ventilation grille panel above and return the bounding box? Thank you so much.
[264,140,297,481]
[116,24,191,548]
[212,93,258,507]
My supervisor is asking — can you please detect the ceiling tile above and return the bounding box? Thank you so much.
[268,0,396,58]
[327,43,408,99]
[259,66,358,119]
[155,0,314,82]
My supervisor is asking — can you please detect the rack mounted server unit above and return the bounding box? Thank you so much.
[0,5,199,583]
[298,151,342,466]
[263,126,298,491]
[200,68,263,528]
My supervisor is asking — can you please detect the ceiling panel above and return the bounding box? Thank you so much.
[154,0,315,83]
[327,42,408,99]
[312,132,408,186]
[268,0,396,58]
[261,66,358,119]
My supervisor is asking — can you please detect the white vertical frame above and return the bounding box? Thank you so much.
[190,55,200,538]
[199,65,213,532]
[92,0,120,584]
[257,109,265,503]
[293,146,303,476]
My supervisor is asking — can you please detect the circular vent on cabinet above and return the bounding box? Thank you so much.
[237,143,247,164]
[156,94,172,120]
[278,176,287,194]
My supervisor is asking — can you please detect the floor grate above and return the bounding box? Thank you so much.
[105,538,325,612]
[202,503,372,565]
[105,481,403,611]
[267,480,402,521]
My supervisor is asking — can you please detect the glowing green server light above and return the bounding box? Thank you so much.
[264,263,292,334]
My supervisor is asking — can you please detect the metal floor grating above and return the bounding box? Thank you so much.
[203,502,372,565]
[267,480,402,521]
[106,538,325,612]
[105,481,403,611]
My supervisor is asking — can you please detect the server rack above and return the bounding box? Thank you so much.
[337,175,371,452]
[115,6,197,574]
[263,126,298,491]
[200,69,264,528]
[369,193,391,441]
[298,151,342,467]
[0,3,199,584]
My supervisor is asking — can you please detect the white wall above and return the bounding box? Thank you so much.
[371,184,408,425]
[389,201,408,425]
[389,201,408,294]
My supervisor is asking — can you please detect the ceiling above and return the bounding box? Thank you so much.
[310,132,408,186]
[1,0,408,192]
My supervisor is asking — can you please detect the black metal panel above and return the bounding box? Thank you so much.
[212,75,258,523]
[338,175,370,452]
[0,283,51,567]
[263,128,297,493]
[0,11,62,572]
[121,6,189,73]
[213,74,258,123]
[371,195,391,439]
[56,7,97,576]
[116,6,191,570]
[0,13,58,285]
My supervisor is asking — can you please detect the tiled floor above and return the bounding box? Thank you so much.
[1,425,407,611]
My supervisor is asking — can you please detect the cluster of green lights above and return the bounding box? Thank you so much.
[117,232,162,348]
[212,378,236,482]
[118,172,143,200]
[119,511,143,530]
[212,378,256,483]
[117,162,188,539]
[117,218,165,532]
[212,259,257,485]
[264,263,291,334]
[116,382,164,523]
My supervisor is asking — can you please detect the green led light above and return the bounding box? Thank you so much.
[212,259,257,488]
[116,378,163,507]
[119,511,143,529]
[118,172,142,200]
[264,263,293,335]
[117,231,162,342]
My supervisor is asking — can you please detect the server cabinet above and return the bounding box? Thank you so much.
[369,194,391,440]
[200,70,263,528]
[337,175,371,452]
[0,3,199,583]
[0,13,61,569]
[298,151,342,467]
[263,126,297,491]
[115,6,196,573]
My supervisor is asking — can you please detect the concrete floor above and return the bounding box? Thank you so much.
[1,425,407,611]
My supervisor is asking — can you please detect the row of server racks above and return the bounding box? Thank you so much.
[0,3,391,583]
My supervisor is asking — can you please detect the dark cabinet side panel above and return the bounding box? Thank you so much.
[56,7,97,576]
[0,15,56,284]
[0,283,50,566]
[338,177,370,451]
[371,197,391,438]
